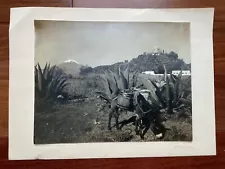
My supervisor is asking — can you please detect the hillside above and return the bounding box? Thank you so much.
[92,51,190,74]
[56,51,191,76]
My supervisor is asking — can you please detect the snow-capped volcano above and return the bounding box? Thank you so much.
[58,59,82,76]
[64,59,79,64]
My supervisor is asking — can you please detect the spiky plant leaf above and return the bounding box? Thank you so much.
[111,75,120,98]
[37,63,44,95]
[173,71,182,106]
[95,91,111,103]
[105,70,120,98]
[43,63,49,79]
[48,78,60,98]
[58,82,69,93]
[56,78,67,90]
[54,78,67,94]
[108,70,119,91]
[119,71,129,90]
[104,73,113,96]
[177,69,183,80]
[132,71,139,88]
[170,73,177,84]
[114,66,122,90]
[163,65,172,114]
[44,79,56,99]
[150,80,166,107]
[106,70,118,94]
[35,66,39,85]
[163,64,167,82]
[123,65,130,87]
[114,66,120,83]
[101,73,112,97]
[112,74,119,90]
[138,77,161,107]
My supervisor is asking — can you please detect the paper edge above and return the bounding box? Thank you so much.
[8,7,216,160]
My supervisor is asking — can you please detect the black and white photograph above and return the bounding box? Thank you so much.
[34,20,192,144]
[9,7,215,160]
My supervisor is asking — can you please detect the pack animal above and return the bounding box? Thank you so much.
[106,91,167,139]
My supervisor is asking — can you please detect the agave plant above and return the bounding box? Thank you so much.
[140,64,191,114]
[97,64,138,101]
[35,63,69,100]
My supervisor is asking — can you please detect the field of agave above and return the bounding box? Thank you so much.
[34,63,192,144]
[98,65,192,115]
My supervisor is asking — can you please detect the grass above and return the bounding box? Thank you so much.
[34,74,192,144]
[34,99,97,144]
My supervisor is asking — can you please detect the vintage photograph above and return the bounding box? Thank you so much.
[34,20,192,144]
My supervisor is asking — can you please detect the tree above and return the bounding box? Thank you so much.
[80,65,93,75]
[155,64,165,74]
[168,51,178,60]
[172,59,185,70]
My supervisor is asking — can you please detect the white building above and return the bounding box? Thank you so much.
[142,71,164,76]
[142,71,155,75]
[151,47,165,56]
[142,70,191,76]
[172,70,191,76]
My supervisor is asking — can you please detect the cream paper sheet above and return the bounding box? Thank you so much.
[9,7,215,160]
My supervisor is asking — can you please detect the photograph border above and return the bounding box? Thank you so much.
[9,7,215,160]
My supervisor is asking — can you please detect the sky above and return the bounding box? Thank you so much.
[35,20,190,67]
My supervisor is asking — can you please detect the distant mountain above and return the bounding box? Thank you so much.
[92,51,191,74]
[57,59,82,76]
[57,51,191,76]
[91,62,124,74]
[64,59,80,64]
